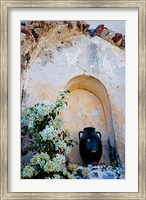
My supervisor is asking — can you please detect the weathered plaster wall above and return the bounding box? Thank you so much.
[21,22,125,167]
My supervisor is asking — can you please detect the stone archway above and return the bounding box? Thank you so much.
[62,89,110,165]
[63,74,121,167]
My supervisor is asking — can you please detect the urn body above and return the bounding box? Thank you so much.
[78,127,102,164]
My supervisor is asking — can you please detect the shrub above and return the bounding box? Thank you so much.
[21,89,78,179]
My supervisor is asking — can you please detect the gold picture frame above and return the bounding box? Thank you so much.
[0,0,145,199]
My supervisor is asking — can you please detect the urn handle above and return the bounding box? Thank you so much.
[96,131,101,139]
[78,131,84,139]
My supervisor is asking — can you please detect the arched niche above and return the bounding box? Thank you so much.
[64,74,121,167]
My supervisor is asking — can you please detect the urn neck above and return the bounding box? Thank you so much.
[83,127,95,136]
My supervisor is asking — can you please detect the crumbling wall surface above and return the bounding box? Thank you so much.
[21,21,125,167]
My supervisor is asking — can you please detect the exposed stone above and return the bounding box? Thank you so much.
[75,163,125,179]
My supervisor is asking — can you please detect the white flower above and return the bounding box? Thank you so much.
[22,165,35,178]
[28,119,34,129]
[35,101,51,117]
[21,90,69,130]
[39,125,58,141]
[55,140,67,151]
[30,152,50,168]
[44,160,59,173]
[49,118,64,130]
[65,146,72,154]
[52,153,66,165]
[68,174,76,179]
[52,174,62,179]
[61,167,68,176]
[43,153,66,173]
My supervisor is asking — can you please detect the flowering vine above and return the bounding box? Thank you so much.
[21,89,78,179]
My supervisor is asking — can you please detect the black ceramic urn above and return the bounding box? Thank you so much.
[78,127,102,164]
